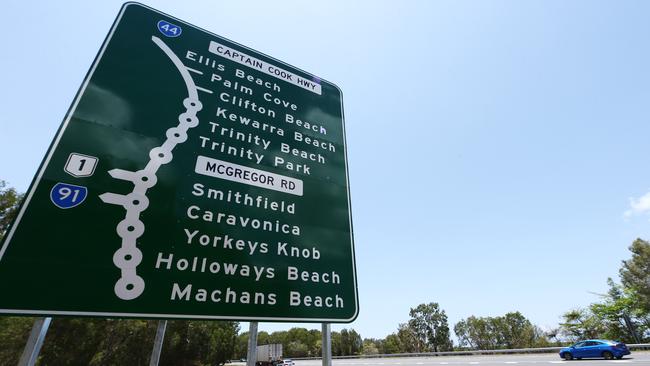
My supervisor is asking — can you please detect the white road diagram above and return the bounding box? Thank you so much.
[100,35,210,300]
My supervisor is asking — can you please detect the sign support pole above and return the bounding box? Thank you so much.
[18,317,51,366]
[149,320,168,366]
[247,322,259,366]
[322,323,332,366]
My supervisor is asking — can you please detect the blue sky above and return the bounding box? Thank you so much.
[2,0,650,339]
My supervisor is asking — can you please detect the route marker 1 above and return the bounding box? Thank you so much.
[65,153,98,177]
[0,2,357,322]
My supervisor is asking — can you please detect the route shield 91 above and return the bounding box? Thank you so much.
[0,2,357,322]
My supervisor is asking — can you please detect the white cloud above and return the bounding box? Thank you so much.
[625,191,650,217]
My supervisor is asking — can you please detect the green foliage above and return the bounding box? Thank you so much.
[362,339,380,355]
[589,279,643,342]
[381,333,402,354]
[454,312,548,350]
[286,341,309,357]
[560,238,650,343]
[335,328,363,356]
[234,327,361,359]
[89,319,156,366]
[396,323,418,352]
[620,239,650,313]
[500,312,540,348]
[235,332,250,359]
[0,183,29,363]
[0,317,33,365]
[257,330,271,346]
[0,180,23,241]
[0,317,238,366]
[161,320,239,366]
[408,302,453,352]
[454,316,495,350]
[560,308,606,341]
[284,327,321,357]
[38,318,108,366]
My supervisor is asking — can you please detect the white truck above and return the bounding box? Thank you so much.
[256,344,289,366]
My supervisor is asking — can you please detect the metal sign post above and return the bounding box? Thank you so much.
[18,317,51,366]
[149,320,168,366]
[247,322,259,366]
[322,323,332,366]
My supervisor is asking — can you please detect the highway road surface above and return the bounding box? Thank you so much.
[278,352,650,366]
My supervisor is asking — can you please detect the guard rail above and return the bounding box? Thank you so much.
[289,343,650,360]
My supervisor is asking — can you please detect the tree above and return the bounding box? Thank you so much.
[454,312,546,350]
[161,320,239,366]
[454,316,494,349]
[286,327,319,356]
[339,328,362,355]
[544,327,562,345]
[408,302,453,352]
[394,323,419,353]
[89,319,156,366]
[2,318,157,366]
[308,329,322,356]
[500,312,536,349]
[559,239,650,343]
[561,308,606,341]
[268,330,288,347]
[382,333,402,354]
[362,339,380,355]
[286,341,309,357]
[205,320,240,365]
[236,332,250,359]
[252,328,323,358]
[331,331,342,356]
[0,180,23,241]
[0,317,34,365]
[258,330,271,346]
[38,318,111,366]
[235,327,327,359]
[620,239,650,313]
[589,278,642,343]
[2,317,240,365]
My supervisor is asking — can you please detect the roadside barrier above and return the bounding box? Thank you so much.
[286,343,650,360]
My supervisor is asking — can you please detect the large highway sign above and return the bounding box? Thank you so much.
[0,2,357,322]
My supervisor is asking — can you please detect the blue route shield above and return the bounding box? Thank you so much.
[50,182,88,209]
[157,20,182,37]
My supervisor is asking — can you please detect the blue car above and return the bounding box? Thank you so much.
[559,339,630,360]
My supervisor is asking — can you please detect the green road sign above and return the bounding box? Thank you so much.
[0,2,357,322]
